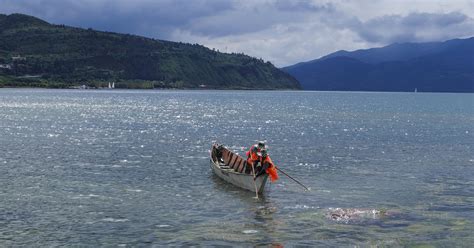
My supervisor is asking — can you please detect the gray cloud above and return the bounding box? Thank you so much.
[183,0,334,37]
[0,0,235,39]
[273,0,333,12]
[354,12,474,43]
[1,0,474,66]
[401,11,467,26]
[0,0,334,38]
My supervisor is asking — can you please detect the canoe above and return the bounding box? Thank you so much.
[210,143,268,193]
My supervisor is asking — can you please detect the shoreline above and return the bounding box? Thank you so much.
[1,86,472,93]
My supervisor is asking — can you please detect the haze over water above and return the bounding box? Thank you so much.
[0,89,473,246]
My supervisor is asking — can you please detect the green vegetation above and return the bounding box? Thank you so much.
[0,13,300,89]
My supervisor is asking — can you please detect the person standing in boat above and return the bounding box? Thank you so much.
[255,149,279,182]
[246,141,265,172]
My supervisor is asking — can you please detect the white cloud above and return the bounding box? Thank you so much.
[171,0,474,66]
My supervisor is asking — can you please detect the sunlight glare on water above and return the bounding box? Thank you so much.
[0,89,473,246]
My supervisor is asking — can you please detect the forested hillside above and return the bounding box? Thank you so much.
[283,38,474,92]
[0,14,300,89]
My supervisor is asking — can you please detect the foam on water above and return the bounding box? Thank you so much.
[157,224,171,228]
[101,218,129,223]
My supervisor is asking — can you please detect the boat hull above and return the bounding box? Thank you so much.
[210,144,268,193]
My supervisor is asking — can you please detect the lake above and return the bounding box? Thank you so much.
[0,89,473,246]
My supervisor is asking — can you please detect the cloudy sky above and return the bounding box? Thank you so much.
[1,0,474,66]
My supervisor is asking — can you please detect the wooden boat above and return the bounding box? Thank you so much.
[210,143,268,193]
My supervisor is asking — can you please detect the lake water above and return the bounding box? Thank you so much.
[0,89,473,246]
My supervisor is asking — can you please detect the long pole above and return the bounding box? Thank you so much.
[276,167,310,191]
[251,164,259,199]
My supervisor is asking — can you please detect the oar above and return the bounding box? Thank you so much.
[276,167,310,191]
[251,164,259,199]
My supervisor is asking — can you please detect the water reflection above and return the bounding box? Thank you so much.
[210,173,287,245]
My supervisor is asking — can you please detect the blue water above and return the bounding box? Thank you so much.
[0,89,473,246]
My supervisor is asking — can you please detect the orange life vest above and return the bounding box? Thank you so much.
[261,156,279,182]
[246,145,261,165]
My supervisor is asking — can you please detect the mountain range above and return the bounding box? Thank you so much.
[0,13,300,89]
[1,13,472,92]
[283,37,474,92]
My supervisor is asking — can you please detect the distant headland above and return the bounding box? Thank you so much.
[283,37,474,93]
[0,13,300,90]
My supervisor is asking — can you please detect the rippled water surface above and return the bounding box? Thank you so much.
[0,89,473,246]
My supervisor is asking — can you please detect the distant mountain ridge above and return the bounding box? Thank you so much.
[0,13,300,89]
[283,38,474,92]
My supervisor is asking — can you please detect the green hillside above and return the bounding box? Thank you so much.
[0,13,300,89]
